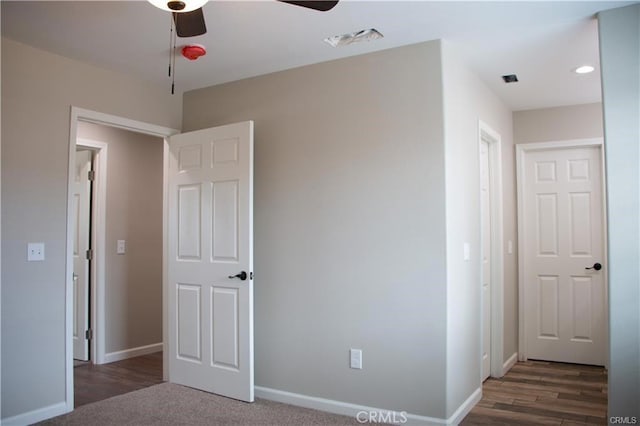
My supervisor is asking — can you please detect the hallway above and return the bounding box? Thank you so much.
[462,360,607,425]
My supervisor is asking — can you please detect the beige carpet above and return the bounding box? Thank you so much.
[40,382,362,425]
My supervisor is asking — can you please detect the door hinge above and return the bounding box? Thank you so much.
[85,329,93,340]
[86,249,93,260]
[88,170,95,181]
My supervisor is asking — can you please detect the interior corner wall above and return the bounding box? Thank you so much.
[440,41,515,417]
[1,37,181,420]
[513,103,604,144]
[598,4,640,419]
[77,122,163,355]
[183,41,449,418]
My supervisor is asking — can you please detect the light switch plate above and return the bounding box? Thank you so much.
[27,243,45,261]
[463,243,470,261]
[117,240,126,255]
[350,348,362,369]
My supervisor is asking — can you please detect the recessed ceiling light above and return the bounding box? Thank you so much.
[324,28,383,47]
[574,65,595,74]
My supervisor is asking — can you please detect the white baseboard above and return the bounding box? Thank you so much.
[255,386,481,425]
[446,387,482,425]
[502,352,518,375]
[1,401,70,426]
[103,342,163,364]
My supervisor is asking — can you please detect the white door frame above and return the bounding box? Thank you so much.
[478,121,505,378]
[516,138,608,362]
[65,106,179,411]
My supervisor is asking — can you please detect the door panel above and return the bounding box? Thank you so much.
[212,180,239,261]
[537,275,559,339]
[522,145,605,365]
[536,194,558,256]
[570,276,593,341]
[177,184,202,260]
[569,193,591,255]
[211,287,240,369]
[177,283,202,361]
[168,121,254,402]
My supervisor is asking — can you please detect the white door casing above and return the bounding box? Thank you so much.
[517,140,607,365]
[480,140,491,381]
[478,121,505,379]
[168,121,254,401]
[73,149,92,361]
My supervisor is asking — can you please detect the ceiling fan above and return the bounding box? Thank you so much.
[149,0,339,94]
[149,0,340,37]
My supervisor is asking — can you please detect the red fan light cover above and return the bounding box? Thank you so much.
[182,44,206,61]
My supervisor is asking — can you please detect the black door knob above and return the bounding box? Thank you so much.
[228,271,247,281]
[585,263,602,271]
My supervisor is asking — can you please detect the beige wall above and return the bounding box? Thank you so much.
[184,41,449,418]
[1,38,181,420]
[514,102,603,144]
[77,122,163,354]
[441,41,515,415]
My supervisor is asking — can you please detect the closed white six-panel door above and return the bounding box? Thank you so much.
[73,149,92,361]
[522,145,605,365]
[168,121,254,401]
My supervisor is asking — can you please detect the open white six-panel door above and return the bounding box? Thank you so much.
[167,121,254,401]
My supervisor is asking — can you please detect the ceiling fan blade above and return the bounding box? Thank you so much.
[278,1,339,12]
[174,8,207,37]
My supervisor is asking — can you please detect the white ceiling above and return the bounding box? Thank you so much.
[1,0,635,111]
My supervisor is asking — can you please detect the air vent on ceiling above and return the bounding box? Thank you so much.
[502,74,519,83]
[324,28,383,47]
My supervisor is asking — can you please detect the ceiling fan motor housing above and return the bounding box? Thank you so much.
[167,1,186,11]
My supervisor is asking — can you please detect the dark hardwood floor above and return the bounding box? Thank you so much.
[74,352,164,407]
[462,360,608,425]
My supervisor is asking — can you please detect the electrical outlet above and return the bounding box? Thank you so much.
[350,349,362,369]
[27,242,45,261]
[117,240,126,255]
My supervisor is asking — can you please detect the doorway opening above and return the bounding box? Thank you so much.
[65,107,178,410]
